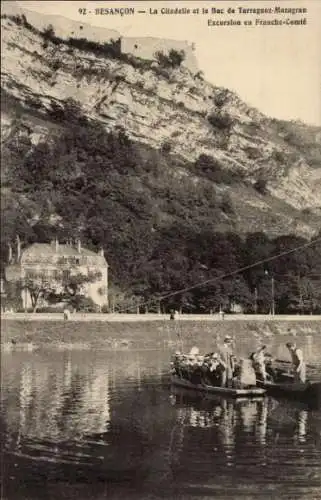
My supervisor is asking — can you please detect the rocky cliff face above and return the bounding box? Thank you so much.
[1,13,321,238]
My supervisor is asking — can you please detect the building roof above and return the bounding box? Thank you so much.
[21,243,107,263]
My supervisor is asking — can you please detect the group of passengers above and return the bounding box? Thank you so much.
[171,335,306,388]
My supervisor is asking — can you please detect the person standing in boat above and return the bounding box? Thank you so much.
[286,342,306,383]
[218,335,234,387]
[250,345,268,382]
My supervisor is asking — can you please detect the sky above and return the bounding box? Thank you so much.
[16,0,321,125]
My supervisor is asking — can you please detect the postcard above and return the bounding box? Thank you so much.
[1,1,321,499]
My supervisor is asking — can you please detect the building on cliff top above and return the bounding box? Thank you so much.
[5,237,108,311]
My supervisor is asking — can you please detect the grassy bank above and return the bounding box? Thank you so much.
[2,318,320,352]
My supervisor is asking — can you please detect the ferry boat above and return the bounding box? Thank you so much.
[257,360,321,406]
[256,377,321,406]
[171,375,266,398]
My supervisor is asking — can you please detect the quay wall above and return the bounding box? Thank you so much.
[1,314,321,354]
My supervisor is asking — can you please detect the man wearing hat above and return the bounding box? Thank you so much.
[218,335,234,387]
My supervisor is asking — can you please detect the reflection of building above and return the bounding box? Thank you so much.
[17,364,34,448]
[5,237,109,309]
[8,358,111,445]
[0,278,6,311]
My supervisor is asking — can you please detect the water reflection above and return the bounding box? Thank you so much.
[1,349,321,499]
[169,390,270,470]
[168,388,321,493]
[3,355,112,446]
[297,409,308,444]
[169,389,315,449]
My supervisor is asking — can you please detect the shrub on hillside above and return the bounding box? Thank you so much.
[254,178,268,195]
[194,70,204,81]
[168,49,185,67]
[194,154,240,184]
[244,146,262,160]
[49,59,62,71]
[161,141,172,154]
[207,111,234,131]
[272,150,285,163]
[67,37,121,58]
[48,98,88,125]
[155,49,185,68]
[42,24,55,40]
[25,95,42,109]
[219,193,234,214]
[41,23,63,45]
[213,91,230,109]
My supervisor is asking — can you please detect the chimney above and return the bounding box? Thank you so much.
[98,247,104,258]
[16,235,21,262]
[55,238,59,253]
[77,239,81,254]
[8,243,13,264]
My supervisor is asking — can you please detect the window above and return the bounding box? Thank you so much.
[53,270,61,280]
[63,270,70,281]
[26,270,36,280]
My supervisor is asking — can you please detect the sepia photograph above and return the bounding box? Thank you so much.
[1,0,321,499]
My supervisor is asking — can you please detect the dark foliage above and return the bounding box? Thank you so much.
[42,24,55,40]
[194,71,204,81]
[2,100,321,314]
[213,91,230,109]
[69,295,100,312]
[254,179,268,195]
[67,36,121,59]
[208,111,234,131]
[155,49,185,68]
[194,154,241,184]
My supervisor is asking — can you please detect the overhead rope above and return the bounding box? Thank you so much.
[116,236,321,313]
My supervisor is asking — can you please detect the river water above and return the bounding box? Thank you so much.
[1,341,321,500]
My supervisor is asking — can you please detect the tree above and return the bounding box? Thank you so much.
[155,49,185,68]
[42,24,55,40]
[13,267,103,312]
[69,295,98,312]
[61,270,101,298]
[18,275,56,312]
[168,49,185,67]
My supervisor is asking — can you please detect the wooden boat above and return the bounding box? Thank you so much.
[257,359,321,406]
[171,384,265,405]
[171,375,266,398]
[256,378,321,406]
